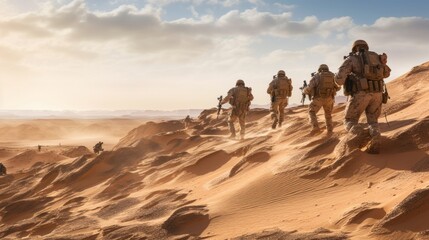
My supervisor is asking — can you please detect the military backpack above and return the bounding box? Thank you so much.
[274,77,292,98]
[361,51,385,81]
[316,71,335,98]
[230,86,252,108]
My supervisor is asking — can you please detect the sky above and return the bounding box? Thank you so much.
[1,0,429,111]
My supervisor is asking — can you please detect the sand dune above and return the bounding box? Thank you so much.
[0,62,429,239]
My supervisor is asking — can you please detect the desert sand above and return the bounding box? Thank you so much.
[0,62,429,239]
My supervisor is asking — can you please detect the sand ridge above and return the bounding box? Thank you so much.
[0,62,428,239]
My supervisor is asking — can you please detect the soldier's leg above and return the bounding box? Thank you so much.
[365,93,383,154]
[239,111,246,139]
[278,98,288,127]
[228,113,237,137]
[271,101,279,129]
[336,93,372,154]
[309,98,322,130]
[323,98,335,132]
[344,92,370,132]
[366,93,383,136]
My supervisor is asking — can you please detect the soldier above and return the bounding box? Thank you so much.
[220,79,254,139]
[335,40,391,154]
[184,115,192,129]
[303,64,340,134]
[0,163,6,176]
[267,70,293,129]
[93,141,104,154]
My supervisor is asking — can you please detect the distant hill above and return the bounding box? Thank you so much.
[0,109,203,119]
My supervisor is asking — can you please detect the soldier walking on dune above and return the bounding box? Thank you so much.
[220,79,254,140]
[334,40,391,154]
[267,70,293,129]
[184,115,192,129]
[93,141,104,155]
[303,64,340,135]
[0,163,6,175]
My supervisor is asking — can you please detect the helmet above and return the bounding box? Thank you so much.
[352,39,369,53]
[318,64,329,72]
[277,70,285,77]
[236,79,245,86]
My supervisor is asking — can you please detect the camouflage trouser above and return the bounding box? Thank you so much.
[308,97,334,131]
[271,98,288,125]
[344,91,383,138]
[229,108,247,136]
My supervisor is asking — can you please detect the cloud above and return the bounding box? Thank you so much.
[0,1,350,61]
[208,0,240,7]
[319,16,354,38]
[1,1,428,110]
[273,3,294,11]
[349,17,429,45]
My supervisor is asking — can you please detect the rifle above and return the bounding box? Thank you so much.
[384,111,390,128]
[299,80,308,105]
[217,95,223,119]
[382,83,390,104]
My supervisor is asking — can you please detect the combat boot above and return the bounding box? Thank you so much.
[272,120,278,129]
[366,136,380,154]
[310,127,321,135]
[347,125,370,148]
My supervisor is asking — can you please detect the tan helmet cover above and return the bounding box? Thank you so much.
[277,70,285,76]
[352,39,369,52]
[236,79,245,86]
[318,64,329,72]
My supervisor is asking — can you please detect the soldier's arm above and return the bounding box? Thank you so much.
[334,58,353,86]
[383,65,391,78]
[303,76,317,95]
[248,89,254,101]
[221,89,233,104]
[380,53,391,78]
[267,81,274,94]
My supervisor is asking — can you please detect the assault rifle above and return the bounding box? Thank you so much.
[217,95,223,119]
[382,83,390,104]
[344,52,354,60]
[299,80,308,105]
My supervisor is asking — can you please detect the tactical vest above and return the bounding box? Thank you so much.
[274,77,292,98]
[316,71,335,98]
[343,52,386,96]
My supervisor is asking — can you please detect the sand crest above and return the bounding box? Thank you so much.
[0,62,429,239]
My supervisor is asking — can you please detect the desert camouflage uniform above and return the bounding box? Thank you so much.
[336,57,390,133]
[267,74,292,128]
[221,85,254,138]
[0,163,6,175]
[335,48,391,153]
[184,115,192,128]
[304,71,339,132]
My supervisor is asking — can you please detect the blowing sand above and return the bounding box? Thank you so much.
[0,62,429,239]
